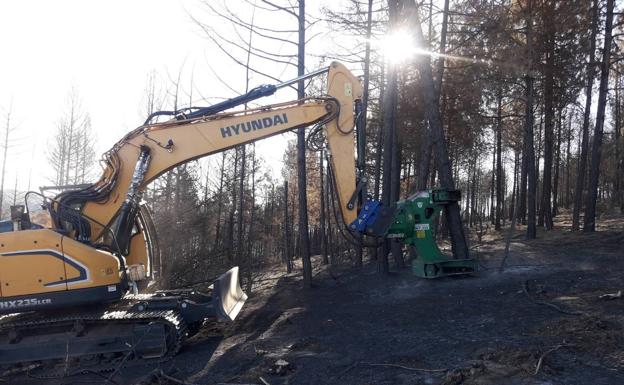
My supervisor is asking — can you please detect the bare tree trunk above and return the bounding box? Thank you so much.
[245,145,256,293]
[565,111,572,209]
[213,152,226,252]
[585,0,615,232]
[418,0,449,191]
[227,150,239,262]
[237,145,246,266]
[552,108,562,217]
[372,60,385,262]
[380,0,399,274]
[410,0,469,259]
[325,162,335,265]
[0,106,11,219]
[490,142,496,224]
[390,139,404,269]
[470,154,479,226]
[319,150,328,265]
[519,142,528,223]
[541,10,555,230]
[64,100,75,186]
[536,106,543,224]
[524,0,537,239]
[373,57,386,199]
[297,0,312,287]
[616,71,623,213]
[573,0,599,230]
[495,89,503,231]
[352,0,374,268]
[11,175,17,207]
[283,180,292,273]
[510,151,519,221]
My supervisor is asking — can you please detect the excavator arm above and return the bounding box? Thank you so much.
[55,62,362,253]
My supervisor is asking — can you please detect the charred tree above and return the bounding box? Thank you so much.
[319,150,328,265]
[379,0,399,274]
[572,0,599,231]
[410,0,469,259]
[495,89,503,231]
[540,3,555,230]
[283,180,292,273]
[524,0,537,239]
[585,0,615,232]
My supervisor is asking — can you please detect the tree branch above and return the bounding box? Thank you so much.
[259,0,297,17]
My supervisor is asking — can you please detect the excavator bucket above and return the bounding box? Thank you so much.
[212,266,248,321]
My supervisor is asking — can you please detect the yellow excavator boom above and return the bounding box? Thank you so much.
[80,62,362,242]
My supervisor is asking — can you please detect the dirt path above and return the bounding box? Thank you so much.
[8,213,624,385]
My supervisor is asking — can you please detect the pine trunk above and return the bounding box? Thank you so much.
[524,0,537,239]
[297,0,312,287]
[584,0,614,232]
[573,0,599,230]
[411,1,469,259]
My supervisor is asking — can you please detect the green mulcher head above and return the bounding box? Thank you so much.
[388,189,477,279]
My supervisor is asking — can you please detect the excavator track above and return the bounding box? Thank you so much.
[0,266,247,379]
[0,302,188,376]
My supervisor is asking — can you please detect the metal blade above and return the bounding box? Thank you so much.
[212,266,248,321]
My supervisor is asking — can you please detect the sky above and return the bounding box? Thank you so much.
[0,0,345,193]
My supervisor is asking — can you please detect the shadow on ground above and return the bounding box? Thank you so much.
[6,212,624,385]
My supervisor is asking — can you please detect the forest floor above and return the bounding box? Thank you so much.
[8,211,624,385]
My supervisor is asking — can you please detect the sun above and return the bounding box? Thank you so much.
[379,29,416,64]
[377,29,446,64]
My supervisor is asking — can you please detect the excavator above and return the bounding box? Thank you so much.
[0,62,475,371]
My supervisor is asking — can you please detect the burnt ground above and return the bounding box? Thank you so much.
[7,212,624,385]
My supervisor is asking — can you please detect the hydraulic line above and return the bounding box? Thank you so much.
[326,159,383,248]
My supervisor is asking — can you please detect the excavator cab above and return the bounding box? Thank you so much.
[0,205,40,233]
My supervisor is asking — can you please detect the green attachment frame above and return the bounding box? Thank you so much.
[387,189,476,278]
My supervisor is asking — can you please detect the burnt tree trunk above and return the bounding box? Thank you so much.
[390,137,404,269]
[495,89,503,231]
[585,0,615,232]
[213,152,226,253]
[614,69,622,212]
[552,109,562,217]
[227,150,239,261]
[297,0,312,286]
[283,181,292,273]
[565,112,572,209]
[236,146,246,266]
[573,0,599,230]
[371,63,385,263]
[541,10,555,230]
[418,0,449,190]
[490,141,496,224]
[319,150,328,265]
[411,0,469,259]
[524,0,537,239]
[353,0,374,268]
[379,0,399,274]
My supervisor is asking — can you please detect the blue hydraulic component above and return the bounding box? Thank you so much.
[349,199,382,233]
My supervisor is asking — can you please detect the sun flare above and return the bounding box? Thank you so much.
[379,29,415,63]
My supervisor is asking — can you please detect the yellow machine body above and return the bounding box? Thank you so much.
[0,229,121,310]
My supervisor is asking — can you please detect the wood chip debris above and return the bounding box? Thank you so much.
[598,290,622,300]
